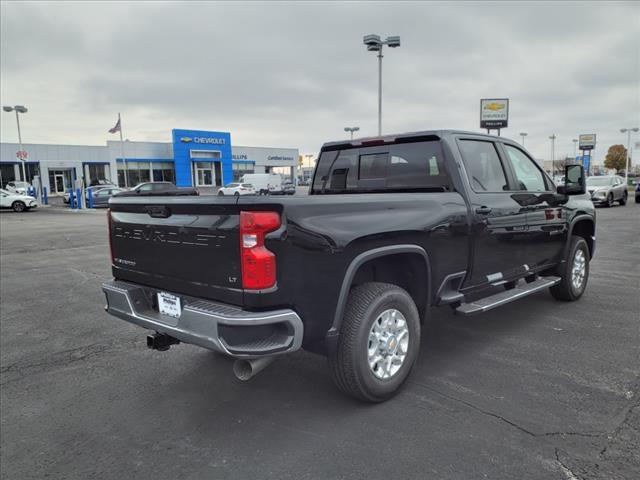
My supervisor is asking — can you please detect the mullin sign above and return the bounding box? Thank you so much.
[480,99,509,129]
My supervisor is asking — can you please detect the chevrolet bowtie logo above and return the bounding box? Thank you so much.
[484,102,505,111]
[180,137,193,143]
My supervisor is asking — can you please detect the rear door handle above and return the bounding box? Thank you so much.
[475,206,492,215]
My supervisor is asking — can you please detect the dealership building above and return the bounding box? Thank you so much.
[0,129,298,194]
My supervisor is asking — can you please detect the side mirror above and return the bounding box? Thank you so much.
[558,164,586,195]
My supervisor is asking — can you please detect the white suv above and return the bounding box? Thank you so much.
[0,188,38,212]
[217,183,255,196]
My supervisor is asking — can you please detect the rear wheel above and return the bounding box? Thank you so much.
[12,201,26,212]
[619,191,627,206]
[234,192,240,196]
[218,191,224,196]
[329,282,420,402]
[550,236,589,301]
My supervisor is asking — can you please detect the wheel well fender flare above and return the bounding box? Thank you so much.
[565,215,595,259]
[327,245,432,337]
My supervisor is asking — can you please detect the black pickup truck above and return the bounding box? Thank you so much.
[102,130,595,402]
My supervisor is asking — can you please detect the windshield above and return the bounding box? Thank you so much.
[227,183,239,188]
[587,177,612,187]
[13,182,29,187]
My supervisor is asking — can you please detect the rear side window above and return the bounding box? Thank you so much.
[312,140,450,193]
[458,140,508,192]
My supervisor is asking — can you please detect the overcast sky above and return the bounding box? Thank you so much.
[1,1,638,163]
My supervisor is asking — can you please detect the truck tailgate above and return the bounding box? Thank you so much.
[108,196,242,305]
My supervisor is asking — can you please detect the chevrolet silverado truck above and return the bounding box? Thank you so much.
[102,130,595,402]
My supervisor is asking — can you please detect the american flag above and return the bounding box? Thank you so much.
[108,118,121,134]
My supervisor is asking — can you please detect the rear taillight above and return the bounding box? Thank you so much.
[240,211,280,289]
[107,209,114,265]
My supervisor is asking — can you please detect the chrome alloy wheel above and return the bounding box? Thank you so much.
[571,248,586,290]
[367,309,410,380]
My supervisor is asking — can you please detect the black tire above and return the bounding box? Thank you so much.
[605,193,614,207]
[328,282,421,402]
[619,191,627,206]
[218,191,224,196]
[550,236,589,301]
[636,194,640,204]
[234,192,240,196]
[12,201,26,212]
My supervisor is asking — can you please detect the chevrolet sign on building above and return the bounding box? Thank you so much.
[480,98,509,129]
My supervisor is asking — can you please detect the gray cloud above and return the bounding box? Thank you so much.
[1,1,638,163]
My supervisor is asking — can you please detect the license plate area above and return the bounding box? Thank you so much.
[157,292,182,319]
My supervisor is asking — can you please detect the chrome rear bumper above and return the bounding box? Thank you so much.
[102,280,303,358]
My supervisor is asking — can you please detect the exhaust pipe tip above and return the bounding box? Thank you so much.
[233,357,275,381]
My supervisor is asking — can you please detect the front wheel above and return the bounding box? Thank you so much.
[550,236,589,301]
[328,282,420,402]
[619,191,627,206]
[218,191,224,196]
[12,201,26,212]
[606,193,614,207]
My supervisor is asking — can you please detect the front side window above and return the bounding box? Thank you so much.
[458,140,508,192]
[503,145,548,192]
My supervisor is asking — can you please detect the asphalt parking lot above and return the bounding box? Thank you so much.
[1,202,638,480]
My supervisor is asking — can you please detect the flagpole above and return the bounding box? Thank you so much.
[118,112,128,187]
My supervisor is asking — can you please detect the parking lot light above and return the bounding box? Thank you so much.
[363,33,401,136]
[344,126,360,140]
[2,105,28,183]
[549,134,557,175]
[519,132,528,147]
[620,127,639,185]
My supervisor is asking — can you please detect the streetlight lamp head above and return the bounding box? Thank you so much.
[15,106,27,113]
[633,128,639,132]
[363,34,381,48]
[519,132,527,137]
[3,106,13,112]
[386,36,401,48]
[353,127,360,132]
[621,128,627,133]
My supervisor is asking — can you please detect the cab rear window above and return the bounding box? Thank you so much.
[311,140,450,194]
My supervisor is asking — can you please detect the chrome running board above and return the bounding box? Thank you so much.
[456,276,561,316]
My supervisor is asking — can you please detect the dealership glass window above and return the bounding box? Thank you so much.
[48,169,74,194]
[195,161,214,186]
[117,161,151,187]
[152,162,175,183]
[0,164,16,188]
[87,164,108,185]
[232,162,255,182]
[24,163,40,183]
[191,150,221,159]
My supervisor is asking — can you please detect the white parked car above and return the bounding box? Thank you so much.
[0,188,38,212]
[5,181,32,195]
[217,183,255,196]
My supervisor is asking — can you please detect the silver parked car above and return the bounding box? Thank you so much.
[587,175,628,207]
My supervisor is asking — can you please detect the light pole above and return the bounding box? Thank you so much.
[572,139,578,160]
[519,132,528,147]
[363,34,401,136]
[549,134,557,175]
[344,126,360,140]
[2,105,28,183]
[620,127,639,186]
